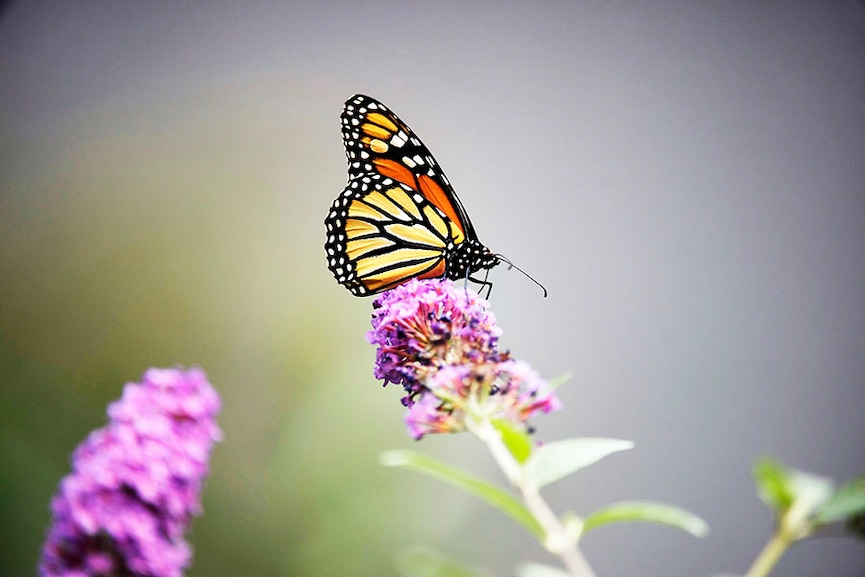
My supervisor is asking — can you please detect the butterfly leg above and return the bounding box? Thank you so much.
[468,275,494,299]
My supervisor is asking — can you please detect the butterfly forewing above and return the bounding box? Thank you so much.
[340,95,474,237]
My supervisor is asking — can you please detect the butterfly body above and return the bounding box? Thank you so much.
[325,94,499,296]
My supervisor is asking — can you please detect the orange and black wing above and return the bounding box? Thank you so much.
[325,94,497,296]
[325,173,468,296]
[341,94,478,240]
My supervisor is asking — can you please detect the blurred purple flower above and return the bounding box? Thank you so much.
[40,368,222,577]
[367,278,560,439]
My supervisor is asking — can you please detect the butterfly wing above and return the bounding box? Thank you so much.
[325,94,497,296]
[325,174,467,295]
[341,94,479,239]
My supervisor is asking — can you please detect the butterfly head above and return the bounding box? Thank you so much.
[446,239,500,281]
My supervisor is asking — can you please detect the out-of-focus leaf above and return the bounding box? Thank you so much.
[381,450,543,537]
[582,500,709,538]
[816,473,865,524]
[394,546,491,577]
[524,438,633,489]
[846,511,865,540]
[754,458,835,539]
[785,469,834,527]
[492,418,533,464]
[753,458,794,512]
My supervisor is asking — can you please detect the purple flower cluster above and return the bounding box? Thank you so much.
[367,278,560,439]
[368,278,505,393]
[40,368,222,577]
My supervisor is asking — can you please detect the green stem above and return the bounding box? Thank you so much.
[467,415,597,577]
[743,530,792,577]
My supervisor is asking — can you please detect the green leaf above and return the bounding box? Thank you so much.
[753,457,834,533]
[753,458,795,512]
[524,438,634,489]
[785,469,834,524]
[394,546,491,577]
[815,473,865,525]
[381,450,543,538]
[582,500,709,538]
[492,418,533,464]
[516,562,572,577]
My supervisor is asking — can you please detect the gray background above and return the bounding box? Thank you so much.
[2,2,864,576]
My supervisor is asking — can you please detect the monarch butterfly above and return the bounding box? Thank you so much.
[326,94,540,297]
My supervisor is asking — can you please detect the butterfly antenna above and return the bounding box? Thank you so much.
[496,254,548,298]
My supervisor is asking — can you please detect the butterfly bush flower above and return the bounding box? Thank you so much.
[368,278,506,396]
[368,278,560,439]
[40,368,222,577]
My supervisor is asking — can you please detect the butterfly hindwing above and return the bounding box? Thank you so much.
[325,174,463,295]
